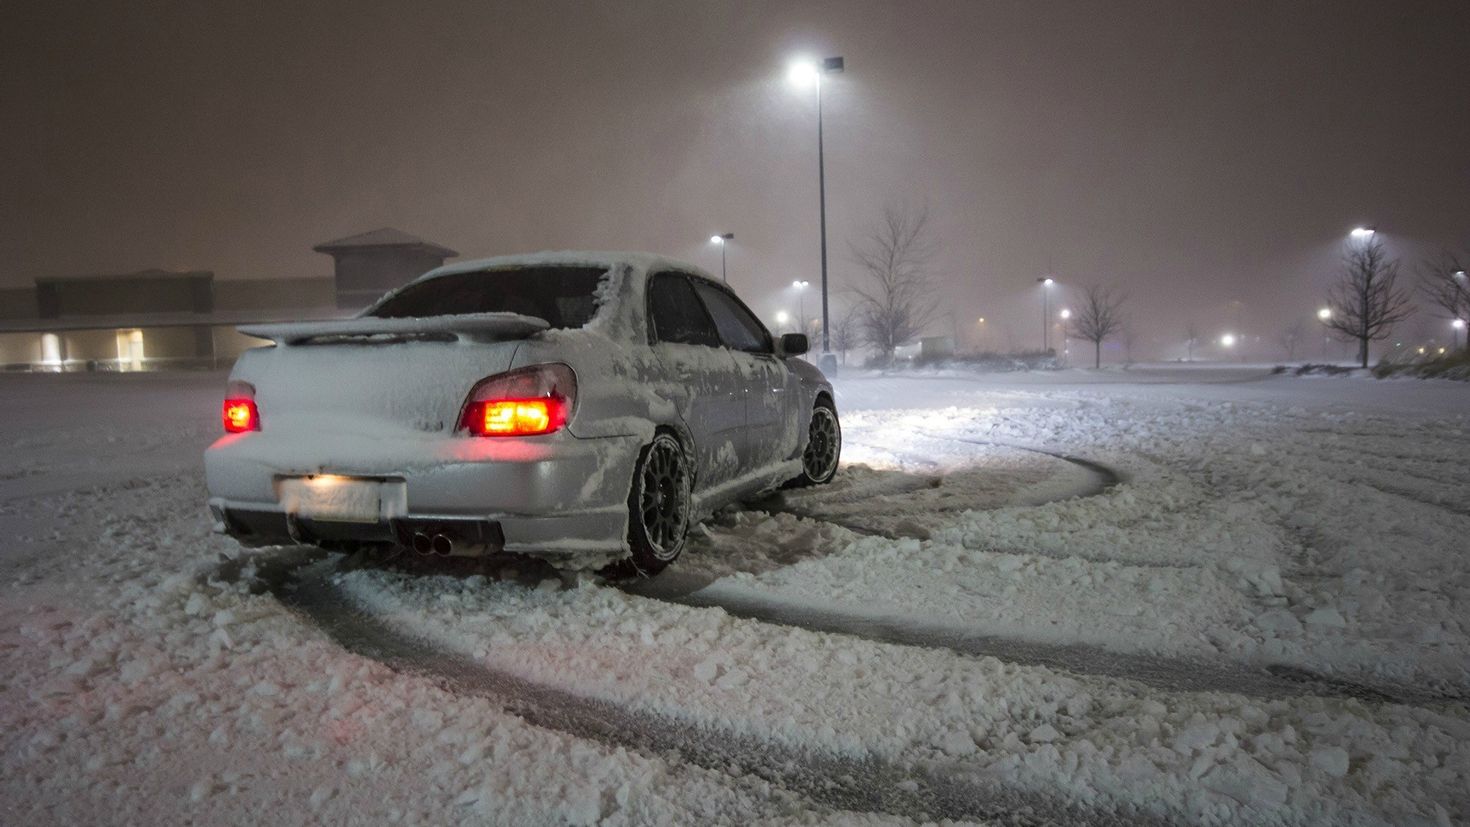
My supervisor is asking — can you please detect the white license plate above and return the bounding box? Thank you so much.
[278,476,383,523]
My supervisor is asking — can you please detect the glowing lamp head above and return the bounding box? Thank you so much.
[1220,333,1237,348]
[788,60,820,87]
[792,280,809,289]
[710,235,723,244]
[1350,227,1375,239]
[1317,307,1332,321]
[1453,319,1467,330]
[1059,308,1072,320]
[776,311,791,325]
[1042,277,1055,286]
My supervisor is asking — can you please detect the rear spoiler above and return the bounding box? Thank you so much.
[238,312,550,345]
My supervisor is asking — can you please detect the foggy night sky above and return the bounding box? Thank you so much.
[4,0,1469,357]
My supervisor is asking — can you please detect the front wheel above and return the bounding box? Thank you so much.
[789,400,841,487]
[623,432,691,576]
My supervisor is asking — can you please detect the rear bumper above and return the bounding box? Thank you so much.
[204,429,642,556]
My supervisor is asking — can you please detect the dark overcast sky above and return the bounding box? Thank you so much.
[4,0,1469,354]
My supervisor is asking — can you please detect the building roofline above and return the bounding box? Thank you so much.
[312,227,458,258]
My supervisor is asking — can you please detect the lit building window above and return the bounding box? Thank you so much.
[116,329,144,371]
[40,333,62,369]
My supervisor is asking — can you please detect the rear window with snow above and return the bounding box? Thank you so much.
[368,266,607,328]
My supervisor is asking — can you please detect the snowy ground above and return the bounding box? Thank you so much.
[2,366,1467,825]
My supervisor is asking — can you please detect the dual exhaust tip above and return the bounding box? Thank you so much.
[411,531,454,557]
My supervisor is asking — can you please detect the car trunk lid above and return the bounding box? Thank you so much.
[235,318,538,437]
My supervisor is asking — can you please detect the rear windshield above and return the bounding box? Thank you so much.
[368,266,607,328]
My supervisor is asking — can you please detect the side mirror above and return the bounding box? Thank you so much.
[778,333,809,357]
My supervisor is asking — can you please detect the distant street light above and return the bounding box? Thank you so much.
[789,55,845,353]
[1350,226,1376,240]
[1220,333,1237,348]
[1037,277,1055,351]
[775,310,791,332]
[1454,318,1467,351]
[1317,307,1333,359]
[710,233,734,282]
[1059,308,1072,320]
[792,280,810,333]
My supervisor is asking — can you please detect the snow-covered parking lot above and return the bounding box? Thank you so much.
[2,366,1467,825]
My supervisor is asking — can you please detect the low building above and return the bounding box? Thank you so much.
[314,228,458,309]
[0,228,455,372]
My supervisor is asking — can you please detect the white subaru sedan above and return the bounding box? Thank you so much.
[204,252,840,574]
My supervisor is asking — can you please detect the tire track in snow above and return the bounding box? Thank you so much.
[629,437,1468,707]
[760,433,1121,541]
[623,574,1462,706]
[269,563,1163,827]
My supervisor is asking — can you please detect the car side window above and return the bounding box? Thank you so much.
[648,273,722,347]
[693,283,772,354]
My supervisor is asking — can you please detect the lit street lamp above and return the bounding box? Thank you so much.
[792,280,810,334]
[710,233,734,282]
[1454,318,1467,351]
[1037,277,1055,351]
[1317,307,1333,359]
[789,55,844,353]
[1220,333,1237,348]
[1349,226,1376,240]
[775,310,791,332]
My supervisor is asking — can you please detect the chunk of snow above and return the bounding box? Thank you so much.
[1303,607,1346,628]
[1311,746,1350,778]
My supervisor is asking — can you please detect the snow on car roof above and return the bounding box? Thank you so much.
[411,251,719,286]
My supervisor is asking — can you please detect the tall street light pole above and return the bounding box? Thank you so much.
[1037,277,1054,352]
[792,280,810,334]
[790,56,844,353]
[1348,226,1375,365]
[710,233,734,282]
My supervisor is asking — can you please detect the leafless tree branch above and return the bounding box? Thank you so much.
[1067,284,1127,368]
[847,204,942,363]
[1324,237,1413,367]
[1417,250,1470,350]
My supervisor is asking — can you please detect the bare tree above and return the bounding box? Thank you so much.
[1324,237,1413,368]
[1417,250,1470,350]
[1067,284,1127,368]
[1184,323,1200,361]
[830,306,861,365]
[1277,319,1305,361]
[848,204,942,364]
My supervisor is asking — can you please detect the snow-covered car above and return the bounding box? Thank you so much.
[204,252,841,574]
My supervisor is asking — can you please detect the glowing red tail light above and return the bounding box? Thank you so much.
[460,364,576,437]
[222,381,260,433]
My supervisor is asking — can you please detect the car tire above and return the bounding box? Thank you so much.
[623,431,692,576]
[788,399,842,487]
